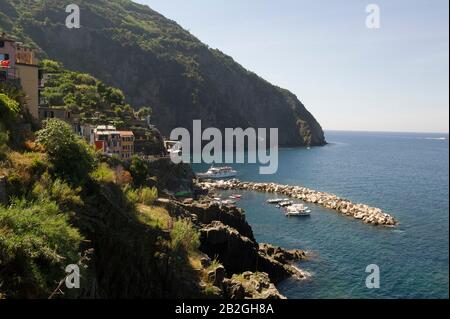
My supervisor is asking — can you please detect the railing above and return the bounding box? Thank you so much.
[0,67,17,81]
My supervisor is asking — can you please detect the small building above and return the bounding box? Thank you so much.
[118,131,135,160]
[38,106,81,134]
[38,106,74,122]
[0,33,39,119]
[92,125,123,158]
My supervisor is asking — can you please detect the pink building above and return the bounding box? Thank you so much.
[0,33,17,80]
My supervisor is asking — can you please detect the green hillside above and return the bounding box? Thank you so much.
[0,0,326,146]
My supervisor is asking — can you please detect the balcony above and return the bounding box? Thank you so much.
[0,66,18,82]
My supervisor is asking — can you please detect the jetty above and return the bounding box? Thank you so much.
[197,179,397,227]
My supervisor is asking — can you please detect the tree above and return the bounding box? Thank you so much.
[137,106,152,119]
[129,156,149,187]
[0,93,20,129]
[36,119,96,185]
[0,132,9,161]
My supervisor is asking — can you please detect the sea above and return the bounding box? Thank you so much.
[193,131,449,299]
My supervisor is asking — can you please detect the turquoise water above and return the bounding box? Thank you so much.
[193,131,449,299]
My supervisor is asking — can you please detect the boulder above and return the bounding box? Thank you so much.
[223,272,286,299]
[200,222,303,284]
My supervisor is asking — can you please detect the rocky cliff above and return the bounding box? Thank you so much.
[159,197,307,287]
[0,0,326,146]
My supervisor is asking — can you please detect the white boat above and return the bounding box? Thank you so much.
[285,204,311,217]
[267,198,286,204]
[221,199,237,205]
[197,166,237,179]
[277,201,293,208]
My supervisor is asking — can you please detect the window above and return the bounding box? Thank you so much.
[0,41,4,48]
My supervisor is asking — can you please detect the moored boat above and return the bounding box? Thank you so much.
[197,166,237,179]
[285,204,311,217]
[267,198,285,204]
[277,201,294,208]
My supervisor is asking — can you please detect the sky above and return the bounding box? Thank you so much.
[135,0,449,133]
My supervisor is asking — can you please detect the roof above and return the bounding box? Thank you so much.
[0,33,15,43]
[96,125,117,130]
[96,131,120,135]
[118,131,134,137]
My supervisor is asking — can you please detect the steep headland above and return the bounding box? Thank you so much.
[0,0,326,146]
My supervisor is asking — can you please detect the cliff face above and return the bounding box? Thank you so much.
[0,0,326,146]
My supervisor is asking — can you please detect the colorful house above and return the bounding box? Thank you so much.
[119,131,135,160]
[91,126,134,160]
[0,33,39,119]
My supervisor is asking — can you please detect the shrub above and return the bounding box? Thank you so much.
[137,205,171,230]
[36,119,96,185]
[32,173,83,209]
[24,140,45,153]
[0,199,83,298]
[39,60,63,73]
[30,156,48,176]
[0,132,9,161]
[124,186,140,207]
[0,93,20,115]
[129,156,149,187]
[139,186,158,205]
[0,93,20,130]
[171,219,200,253]
[90,162,115,183]
[136,106,152,119]
[115,166,133,186]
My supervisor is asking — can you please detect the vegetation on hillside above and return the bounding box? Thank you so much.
[0,85,212,299]
[0,199,83,298]
[36,119,96,185]
[0,82,31,153]
[39,59,152,128]
[0,83,25,132]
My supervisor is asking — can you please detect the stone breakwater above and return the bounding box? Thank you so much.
[198,179,397,227]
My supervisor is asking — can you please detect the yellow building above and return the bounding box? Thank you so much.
[0,34,39,119]
[16,65,39,119]
[119,131,135,160]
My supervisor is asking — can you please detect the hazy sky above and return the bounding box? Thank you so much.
[135,0,449,133]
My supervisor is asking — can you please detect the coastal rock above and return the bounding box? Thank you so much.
[181,201,255,241]
[222,279,246,299]
[199,221,305,283]
[223,272,287,299]
[200,257,212,268]
[259,243,306,263]
[208,265,226,288]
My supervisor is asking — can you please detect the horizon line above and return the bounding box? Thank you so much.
[323,129,450,135]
